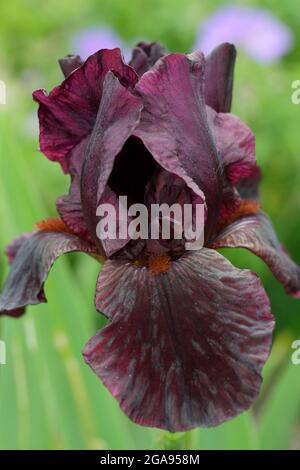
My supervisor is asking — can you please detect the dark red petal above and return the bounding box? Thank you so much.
[56,138,90,240]
[58,55,83,78]
[2,233,36,318]
[211,212,300,298]
[33,48,138,172]
[237,165,262,201]
[84,249,274,431]
[135,52,222,238]
[98,186,132,258]
[207,106,256,185]
[5,232,34,264]
[129,42,166,76]
[80,71,142,249]
[205,43,236,113]
[144,168,205,255]
[0,231,96,317]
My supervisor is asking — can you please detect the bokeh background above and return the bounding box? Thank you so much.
[1,0,300,450]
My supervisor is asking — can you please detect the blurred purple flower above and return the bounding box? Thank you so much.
[196,5,293,63]
[71,27,130,61]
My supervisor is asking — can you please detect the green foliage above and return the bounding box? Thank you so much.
[0,0,300,450]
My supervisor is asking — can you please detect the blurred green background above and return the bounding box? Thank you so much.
[1,0,300,450]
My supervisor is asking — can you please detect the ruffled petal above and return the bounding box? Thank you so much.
[80,71,142,249]
[210,212,300,298]
[84,249,274,431]
[58,54,83,78]
[129,42,166,76]
[0,231,96,316]
[135,52,222,238]
[33,48,138,172]
[205,43,236,113]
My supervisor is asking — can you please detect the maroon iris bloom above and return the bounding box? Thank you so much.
[1,42,299,431]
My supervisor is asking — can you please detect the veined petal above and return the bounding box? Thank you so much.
[1,233,36,317]
[135,52,222,238]
[5,232,34,264]
[211,212,300,298]
[0,231,96,316]
[33,48,138,172]
[84,249,274,431]
[205,43,236,113]
[80,71,142,248]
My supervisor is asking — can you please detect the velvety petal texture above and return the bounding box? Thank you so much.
[33,48,138,172]
[135,52,222,238]
[211,212,300,298]
[84,249,274,431]
[0,231,96,316]
[205,43,236,113]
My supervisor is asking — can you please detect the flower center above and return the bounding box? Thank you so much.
[133,253,172,275]
[148,254,171,276]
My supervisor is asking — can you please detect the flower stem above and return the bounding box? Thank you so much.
[156,431,194,450]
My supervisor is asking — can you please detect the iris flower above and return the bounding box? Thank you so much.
[1,42,300,431]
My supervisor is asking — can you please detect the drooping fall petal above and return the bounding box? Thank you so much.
[33,48,138,172]
[211,212,300,298]
[0,231,96,316]
[5,232,34,264]
[135,52,222,238]
[205,43,236,113]
[84,249,274,431]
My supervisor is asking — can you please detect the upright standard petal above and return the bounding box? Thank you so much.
[205,43,236,113]
[58,54,83,78]
[211,212,300,298]
[84,249,274,431]
[135,52,222,238]
[0,231,96,316]
[207,107,256,185]
[33,48,138,172]
[129,42,166,77]
[80,71,142,250]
